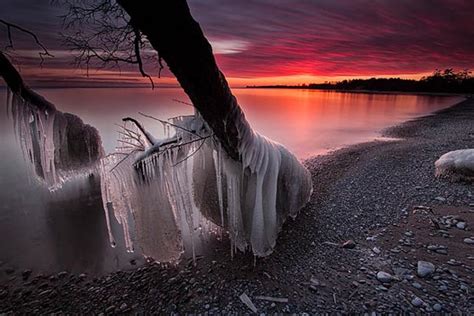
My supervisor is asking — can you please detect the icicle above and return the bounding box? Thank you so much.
[100,107,311,261]
[5,89,103,191]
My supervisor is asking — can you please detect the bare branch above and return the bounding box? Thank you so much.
[138,111,204,138]
[122,117,155,145]
[172,138,207,166]
[58,0,159,88]
[133,26,154,88]
[0,19,54,64]
[172,98,193,106]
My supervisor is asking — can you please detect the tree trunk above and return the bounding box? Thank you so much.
[117,0,313,256]
[117,0,248,161]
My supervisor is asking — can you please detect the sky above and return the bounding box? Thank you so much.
[1,0,474,87]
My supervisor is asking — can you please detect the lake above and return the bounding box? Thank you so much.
[0,87,464,276]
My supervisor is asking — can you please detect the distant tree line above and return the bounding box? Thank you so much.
[248,69,474,93]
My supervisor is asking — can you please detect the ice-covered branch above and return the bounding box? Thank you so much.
[1,52,103,189]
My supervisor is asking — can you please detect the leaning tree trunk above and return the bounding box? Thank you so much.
[117,0,250,161]
[1,1,312,259]
[116,0,313,256]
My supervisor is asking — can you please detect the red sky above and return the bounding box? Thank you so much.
[1,0,474,87]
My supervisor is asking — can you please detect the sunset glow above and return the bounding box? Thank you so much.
[1,0,473,87]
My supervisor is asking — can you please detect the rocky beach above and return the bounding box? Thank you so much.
[0,96,473,314]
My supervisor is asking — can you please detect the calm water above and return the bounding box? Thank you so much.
[0,88,463,276]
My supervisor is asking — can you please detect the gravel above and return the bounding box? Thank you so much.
[1,97,473,314]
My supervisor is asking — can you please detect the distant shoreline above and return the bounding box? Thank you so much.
[246,86,472,97]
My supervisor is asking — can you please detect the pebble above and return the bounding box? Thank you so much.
[58,271,68,278]
[376,271,393,283]
[433,303,442,311]
[342,239,356,249]
[375,285,388,291]
[105,305,115,313]
[435,196,446,202]
[411,296,423,307]
[456,222,466,229]
[438,285,448,292]
[372,247,381,254]
[417,261,435,278]
[463,238,474,245]
[120,303,128,311]
[412,282,423,289]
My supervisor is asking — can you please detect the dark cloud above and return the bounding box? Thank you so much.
[1,0,474,86]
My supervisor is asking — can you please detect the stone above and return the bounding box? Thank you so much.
[438,285,448,292]
[372,247,381,254]
[375,285,388,291]
[411,297,423,307]
[456,222,466,229]
[0,290,7,299]
[417,261,435,278]
[105,306,115,313]
[412,282,422,289]
[433,303,442,312]
[342,240,356,249]
[463,238,474,245]
[119,303,128,311]
[376,271,393,283]
[435,196,446,202]
[58,271,68,278]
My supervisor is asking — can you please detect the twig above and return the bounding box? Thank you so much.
[138,112,204,138]
[0,19,54,65]
[132,26,154,89]
[122,117,155,145]
[254,296,288,303]
[172,138,206,166]
[172,98,193,106]
[348,289,358,299]
[110,149,139,172]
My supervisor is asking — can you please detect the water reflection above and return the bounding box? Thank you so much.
[0,88,463,275]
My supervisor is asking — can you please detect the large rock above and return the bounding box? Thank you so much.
[435,149,474,182]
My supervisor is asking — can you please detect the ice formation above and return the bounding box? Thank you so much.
[101,110,312,259]
[435,149,474,181]
[6,89,103,190]
[6,87,312,261]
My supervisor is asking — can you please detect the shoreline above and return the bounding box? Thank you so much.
[1,98,473,313]
[246,86,473,98]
